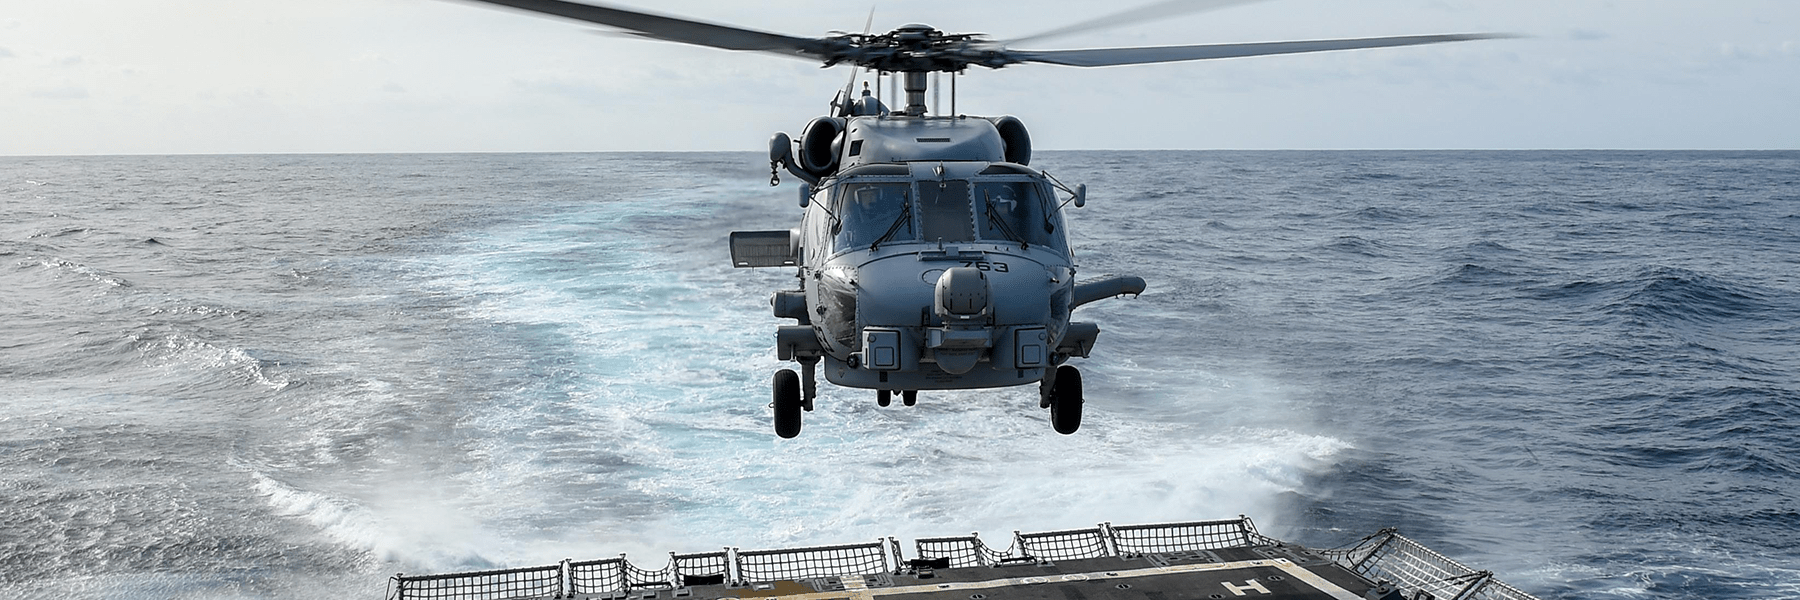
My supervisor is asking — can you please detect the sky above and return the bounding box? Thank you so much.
[2,0,1797,155]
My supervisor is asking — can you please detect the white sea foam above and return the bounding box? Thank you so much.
[251,471,502,571]
[133,327,293,390]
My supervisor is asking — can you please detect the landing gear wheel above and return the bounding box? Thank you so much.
[1048,365,1083,435]
[877,389,891,407]
[773,369,802,439]
[902,390,917,407]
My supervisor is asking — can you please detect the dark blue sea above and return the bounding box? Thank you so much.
[2,151,1796,599]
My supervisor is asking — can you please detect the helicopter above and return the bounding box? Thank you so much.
[454,0,1506,438]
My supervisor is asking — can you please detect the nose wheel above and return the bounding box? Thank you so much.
[1043,365,1083,434]
[876,390,919,407]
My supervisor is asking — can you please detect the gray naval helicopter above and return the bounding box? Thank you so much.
[456,0,1504,438]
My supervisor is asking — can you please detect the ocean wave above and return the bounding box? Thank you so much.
[27,226,93,239]
[129,326,293,391]
[1537,266,1783,327]
[1432,263,1521,287]
[1339,206,1421,223]
[250,472,496,571]
[1315,235,1397,258]
[26,257,133,288]
[1603,266,1777,324]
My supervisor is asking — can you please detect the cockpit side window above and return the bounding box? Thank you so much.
[833,182,912,251]
[976,180,1059,248]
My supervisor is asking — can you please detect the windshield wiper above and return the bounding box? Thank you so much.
[984,201,1029,249]
[870,202,913,251]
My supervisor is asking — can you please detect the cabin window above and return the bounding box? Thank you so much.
[917,180,974,243]
[834,182,912,250]
[975,181,1055,247]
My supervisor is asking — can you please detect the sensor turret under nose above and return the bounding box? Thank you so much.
[934,266,990,321]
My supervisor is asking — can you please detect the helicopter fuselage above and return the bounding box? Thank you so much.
[735,111,1144,433]
[799,159,1074,391]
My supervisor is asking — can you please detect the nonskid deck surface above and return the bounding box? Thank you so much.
[386,518,1538,600]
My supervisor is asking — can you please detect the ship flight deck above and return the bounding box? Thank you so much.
[387,517,1537,600]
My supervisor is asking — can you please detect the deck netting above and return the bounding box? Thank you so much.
[1107,518,1270,554]
[1324,530,1539,600]
[1015,526,1111,561]
[735,541,890,582]
[568,558,626,594]
[914,534,1015,568]
[673,551,732,585]
[390,564,561,600]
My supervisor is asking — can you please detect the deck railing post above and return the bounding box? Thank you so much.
[971,532,992,567]
[1349,532,1398,575]
[1097,522,1119,557]
[1449,571,1494,600]
[886,537,904,574]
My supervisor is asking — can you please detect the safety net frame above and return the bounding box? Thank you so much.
[734,540,891,583]
[1106,517,1275,554]
[914,533,1019,568]
[567,557,626,595]
[389,564,562,600]
[1322,529,1540,600]
[1014,526,1111,561]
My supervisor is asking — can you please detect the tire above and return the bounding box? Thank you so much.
[774,369,802,439]
[877,389,891,407]
[902,390,917,407]
[1049,365,1083,435]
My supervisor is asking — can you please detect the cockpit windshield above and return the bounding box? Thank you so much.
[833,182,911,251]
[830,176,1063,253]
[918,180,973,243]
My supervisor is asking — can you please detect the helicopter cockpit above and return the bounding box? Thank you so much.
[833,182,911,251]
[828,169,1064,254]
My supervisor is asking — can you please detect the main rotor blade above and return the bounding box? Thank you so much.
[457,0,846,59]
[1009,33,1511,67]
[1006,0,1268,47]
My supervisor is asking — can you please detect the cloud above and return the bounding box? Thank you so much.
[29,85,89,99]
[0,46,14,58]
[1568,29,1609,41]
[1716,42,1797,61]
[511,75,618,105]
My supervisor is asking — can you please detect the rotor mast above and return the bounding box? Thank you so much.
[902,71,930,116]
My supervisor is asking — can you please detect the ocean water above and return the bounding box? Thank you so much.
[1,151,1795,599]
